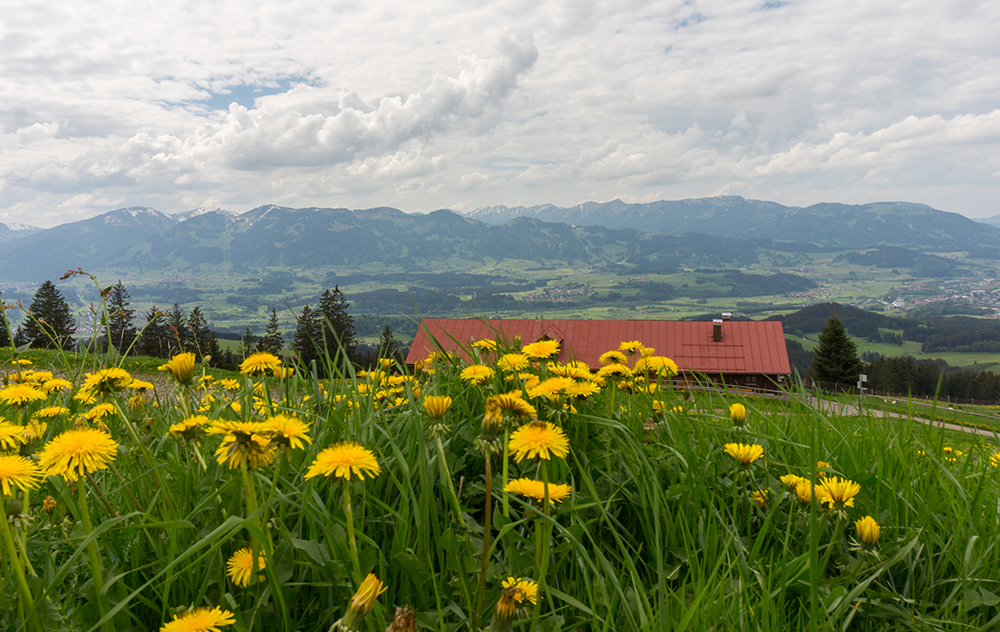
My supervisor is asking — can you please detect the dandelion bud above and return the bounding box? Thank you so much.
[730,403,746,426]
[331,573,387,632]
[476,401,504,454]
[855,515,881,545]
[43,495,56,514]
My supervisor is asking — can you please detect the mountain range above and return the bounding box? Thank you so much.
[463,197,1000,249]
[0,196,998,284]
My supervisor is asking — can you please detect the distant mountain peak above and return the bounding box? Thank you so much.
[171,207,233,221]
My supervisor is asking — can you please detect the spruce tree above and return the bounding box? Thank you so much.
[293,305,322,372]
[165,304,189,356]
[261,308,284,355]
[239,326,258,360]
[810,312,865,386]
[318,286,356,364]
[22,280,76,349]
[106,280,137,355]
[136,306,170,358]
[377,324,399,361]
[186,306,221,365]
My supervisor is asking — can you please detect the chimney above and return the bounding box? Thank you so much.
[713,319,723,342]
[721,312,731,321]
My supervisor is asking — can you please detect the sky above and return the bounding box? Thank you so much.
[2,0,999,228]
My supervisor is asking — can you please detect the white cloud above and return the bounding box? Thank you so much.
[2,0,1000,225]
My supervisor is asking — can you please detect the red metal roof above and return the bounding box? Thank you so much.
[405,318,791,375]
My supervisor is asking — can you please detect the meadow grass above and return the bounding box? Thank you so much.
[4,334,1000,631]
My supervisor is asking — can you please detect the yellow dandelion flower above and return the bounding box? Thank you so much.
[423,395,452,419]
[991,451,1000,468]
[487,393,537,420]
[159,352,197,385]
[855,516,881,545]
[618,340,644,356]
[35,406,70,418]
[815,476,861,510]
[261,414,312,451]
[0,454,43,496]
[217,378,240,391]
[546,362,593,380]
[11,358,33,366]
[633,356,677,379]
[82,402,116,422]
[130,379,155,391]
[599,350,627,365]
[460,364,495,385]
[169,415,209,441]
[815,461,831,479]
[522,339,560,359]
[305,442,380,480]
[43,495,56,513]
[0,383,47,407]
[0,421,28,450]
[496,577,539,618]
[526,376,575,401]
[751,489,768,508]
[23,419,47,441]
[596,364,632,379]
[471,338,497,351]
[795,480,815,503]
[509,420,569,462]
[41,378,72,393]
[239,352,283,376]
[497,353,529,372]
[82,367,134,398]
[780,474,806,490]
[160,606,236,632]
[38,428,118,481]
[215,434,274,470]
[563,380,601,399]
[723,443,764,466]
[503,478,572,504]
[73,387,98,404]
[226,547,266,587]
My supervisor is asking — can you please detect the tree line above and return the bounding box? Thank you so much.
[1,281,404,374]
[809,312,1000,402]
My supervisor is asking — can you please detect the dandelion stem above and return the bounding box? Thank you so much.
[474,453,493,626]
[0,501,42,632]
[435,435,465,528]
[532,460,553,627]
[78,481,115,632]
[87,472,119,518]
[501,430,511,519]
[343,478,361,584]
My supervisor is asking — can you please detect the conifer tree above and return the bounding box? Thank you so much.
[240,326,258,360]
[261,308,284,355]
[378,324,400,361]
[22,280,76,349]
[186,306,221,365]
[293,305,322,372]
[810,312,865,386]
[318,286,356,364]
[136,306,170,358]
[106,280,137,355]
[165,304,189,356]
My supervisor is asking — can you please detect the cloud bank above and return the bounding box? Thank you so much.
[2,0,999,226]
